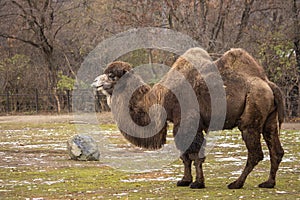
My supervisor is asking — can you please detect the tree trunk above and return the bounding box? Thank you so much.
[293,0,300,74]
[46,54,61,113]
[53,88,61,113]
[199,0,208,34]
[292,0,300,117]
[148,49,158,82]
[208,0,225,51]
[234,0,255,44]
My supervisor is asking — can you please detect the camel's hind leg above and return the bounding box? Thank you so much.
[259,111,284,188]
[228,79,272,189]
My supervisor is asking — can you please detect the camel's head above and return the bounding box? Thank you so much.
[91,61,132,96]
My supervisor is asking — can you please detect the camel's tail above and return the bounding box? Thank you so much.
[268,81,285,128]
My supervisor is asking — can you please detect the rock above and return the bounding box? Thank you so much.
[67,134,100,161]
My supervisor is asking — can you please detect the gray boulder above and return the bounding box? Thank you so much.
[67,134,100,161]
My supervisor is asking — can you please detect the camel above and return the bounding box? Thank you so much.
[91,48,284,189]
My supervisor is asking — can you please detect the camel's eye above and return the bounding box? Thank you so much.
[108,73,115,80]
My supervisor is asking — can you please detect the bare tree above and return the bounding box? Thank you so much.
[0,0,86,112]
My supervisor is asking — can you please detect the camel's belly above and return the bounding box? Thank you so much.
[222,80,247,129]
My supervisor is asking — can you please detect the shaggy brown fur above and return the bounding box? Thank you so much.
[93,48,284,189]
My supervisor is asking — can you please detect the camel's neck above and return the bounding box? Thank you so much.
[111,72,169,150]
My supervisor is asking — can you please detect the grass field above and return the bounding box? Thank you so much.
[0,117,299,199]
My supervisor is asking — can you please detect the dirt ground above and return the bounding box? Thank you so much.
[0,112,115,124]
[0,112,299,130]
[1,112,299,199]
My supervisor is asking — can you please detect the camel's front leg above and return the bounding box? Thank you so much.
[228,128,263,189]
[190,155,206,189]
[177,153,193,186]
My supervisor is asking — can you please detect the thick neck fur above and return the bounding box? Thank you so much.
[112,71,168,150]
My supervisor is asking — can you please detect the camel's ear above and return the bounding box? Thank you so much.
[104,61,132,78]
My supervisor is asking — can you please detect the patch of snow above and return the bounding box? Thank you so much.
[217,143,241,148]
[216,157,241,162]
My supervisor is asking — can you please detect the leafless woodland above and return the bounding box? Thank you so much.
[0,0,299,117]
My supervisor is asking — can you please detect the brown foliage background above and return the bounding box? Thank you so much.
[0,0,299,117]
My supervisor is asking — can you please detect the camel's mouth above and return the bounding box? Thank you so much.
[91,81,103,91]
[91,82,102,90]
[91,74,114,95]
[95,85,104,91]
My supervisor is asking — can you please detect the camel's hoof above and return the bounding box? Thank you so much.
[227,181,244,189]
[177,180,192,187]
[258,181,275,188]
[190,181,205,189]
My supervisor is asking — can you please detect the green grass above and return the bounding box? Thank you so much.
[0,122,299,199]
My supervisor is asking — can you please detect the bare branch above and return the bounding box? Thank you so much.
[0,33,40,48]
[53,19,71,40]
[11,1,27,16]
[250,6,282,14]
[62,52,77,80]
